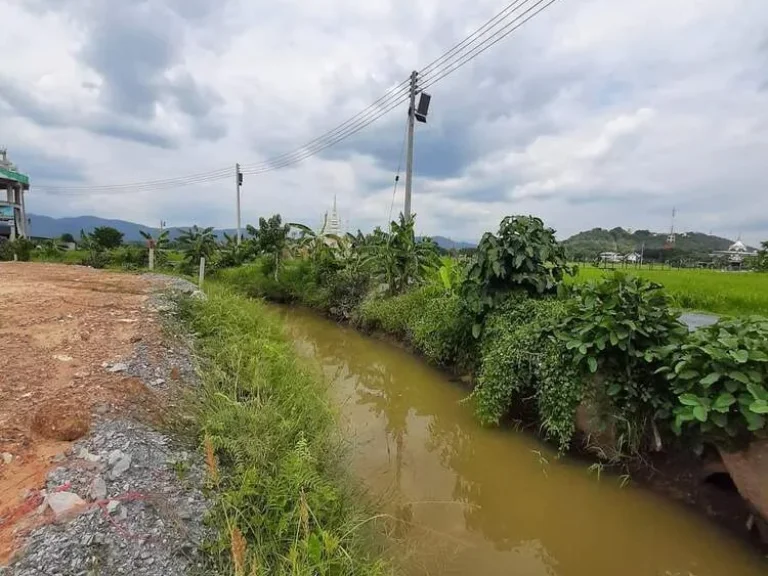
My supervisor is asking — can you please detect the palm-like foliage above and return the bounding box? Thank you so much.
[218,232,251,268]
[362,214,440,295]
[178,225,217,266]
[139,229,170,249]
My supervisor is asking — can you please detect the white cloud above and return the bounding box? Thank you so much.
[1,0,767,244]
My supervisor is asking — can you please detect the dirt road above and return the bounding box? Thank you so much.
[0,263,191,565]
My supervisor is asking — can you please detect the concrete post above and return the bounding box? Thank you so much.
[148,248,155,271]
[19,184,28,238]
[198,257,206,287]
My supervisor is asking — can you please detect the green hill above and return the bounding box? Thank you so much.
[563,227,736,262]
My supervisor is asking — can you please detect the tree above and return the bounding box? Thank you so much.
[757,241,768,272]
[60,233,75,244]
[178,226,216,268]
[91,226,123,249]
[362,214,440,295]
[249,214,290,279]
[139,229,170,249]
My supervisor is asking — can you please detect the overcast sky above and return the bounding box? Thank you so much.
[1,0,767,242]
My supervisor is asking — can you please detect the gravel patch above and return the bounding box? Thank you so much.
[1,277,211,576]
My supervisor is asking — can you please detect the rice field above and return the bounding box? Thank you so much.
[570,266,768,317]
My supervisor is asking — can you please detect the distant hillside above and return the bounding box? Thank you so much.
[563,227,738,261]
[27,214,473,250]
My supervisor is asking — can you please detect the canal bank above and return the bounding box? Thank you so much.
[278,305,768,576]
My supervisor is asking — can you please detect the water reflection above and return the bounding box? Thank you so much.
[280,307,767,576]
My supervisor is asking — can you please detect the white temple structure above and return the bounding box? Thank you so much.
[712,237,758,264]
[323,196,343,236]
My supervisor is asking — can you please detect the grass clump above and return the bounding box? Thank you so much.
[179,284,392,576]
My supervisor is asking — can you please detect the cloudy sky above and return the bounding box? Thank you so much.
[1,0,767,243]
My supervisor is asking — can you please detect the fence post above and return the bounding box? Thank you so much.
[148,248,155,271]
[198,257,206,288]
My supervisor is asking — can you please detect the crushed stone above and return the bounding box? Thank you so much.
[1,276,211,576]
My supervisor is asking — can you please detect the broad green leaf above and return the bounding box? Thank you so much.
[729,371,751,385]
[747,383,768,402]
[742,409,766,432]
[678,393,700,407]
[678,370,699,381]
[712,393,736,413]
[748,350,768,362]
[472,323,482,339]
[578,344,588,355]
[587,356,598,373]
[730,349,749,364]
[710,412,728,428]
[725,380,739,393]
[699,372,720,387]
[565,340,581,350]
[607,382,622,396]
[692,405,708,422]
[749,399,768,414]
[747,370,763,383]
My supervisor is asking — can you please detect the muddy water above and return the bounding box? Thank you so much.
[279,307,767,576]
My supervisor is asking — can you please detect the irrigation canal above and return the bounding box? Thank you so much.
[278,306,766,576]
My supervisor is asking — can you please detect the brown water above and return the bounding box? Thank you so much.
[279,306,768,576]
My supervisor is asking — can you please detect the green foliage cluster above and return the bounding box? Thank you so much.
[91,226,124,250]
[179,285,390,575]
[473,295,579,449]
[656,317,768,446]
[0,237,34,261]
[556,274,687,453]
[461,215,573,337]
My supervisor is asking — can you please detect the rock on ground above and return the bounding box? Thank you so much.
[1,420,209,576]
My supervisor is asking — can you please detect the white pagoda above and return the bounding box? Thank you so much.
[322,196,343,236]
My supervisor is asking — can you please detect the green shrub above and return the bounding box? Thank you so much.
[461,215,573,338]
[358,286,439,338]
[179,285,390,575]
[473,294,577,449]
[657,316,768,447]
[109,245,147,270]
[0,238,34,261]
[410,292,475,368]
[558,273,687,453]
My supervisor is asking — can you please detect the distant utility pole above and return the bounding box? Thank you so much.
[404,71,418,220]
[403,71,432,221]
[235,163,243,245]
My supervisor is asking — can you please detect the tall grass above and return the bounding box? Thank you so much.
[571,267,768,316]
[179,284,392,576]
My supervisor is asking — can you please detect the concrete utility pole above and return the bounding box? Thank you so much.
[404,70,418,220]
[235,163,242,245]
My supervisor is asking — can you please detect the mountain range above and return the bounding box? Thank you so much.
[26,214,476,250]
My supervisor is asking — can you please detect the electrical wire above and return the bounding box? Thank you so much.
[36,0,563,194]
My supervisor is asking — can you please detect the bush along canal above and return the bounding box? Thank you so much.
[210,213,768,568]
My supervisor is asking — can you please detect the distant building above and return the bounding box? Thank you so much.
[624,252,642,263]
[712,238,758,265]
[599,252,623,263]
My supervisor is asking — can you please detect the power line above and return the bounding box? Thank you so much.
[244,0,560,176]
[37,0,563,194]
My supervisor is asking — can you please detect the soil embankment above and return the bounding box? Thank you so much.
[0,263,205,574]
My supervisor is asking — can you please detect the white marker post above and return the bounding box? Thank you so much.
[198,257,206,288]
[148,248,155,271]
